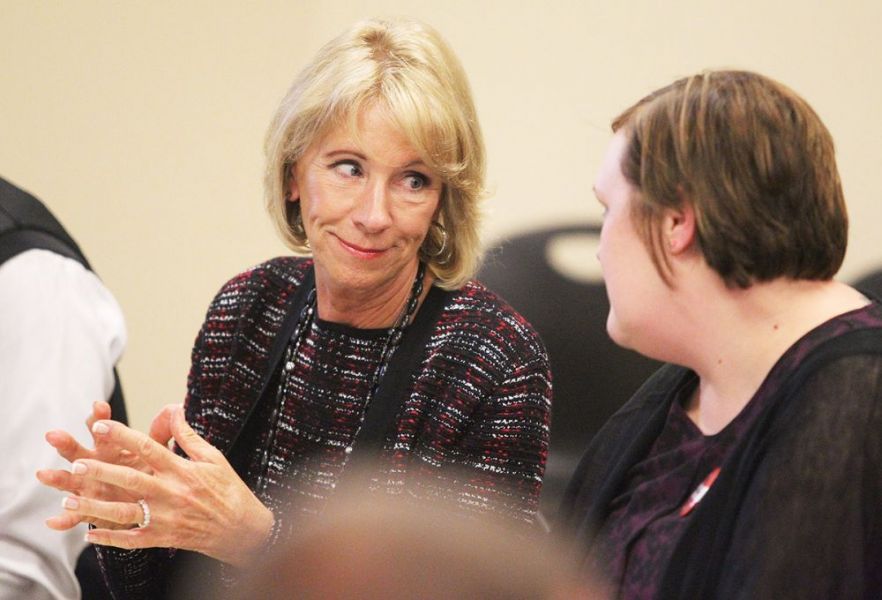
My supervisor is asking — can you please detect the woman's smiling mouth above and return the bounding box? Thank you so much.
[334,234,388,258]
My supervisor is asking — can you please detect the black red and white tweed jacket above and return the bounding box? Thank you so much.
[98,257,551,598]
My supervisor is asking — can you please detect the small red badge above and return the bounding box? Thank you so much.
[679,467,721,517]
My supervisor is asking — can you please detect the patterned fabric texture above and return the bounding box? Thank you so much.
[97,257,552,598]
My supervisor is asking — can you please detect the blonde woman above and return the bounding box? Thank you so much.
[39,19,551,598]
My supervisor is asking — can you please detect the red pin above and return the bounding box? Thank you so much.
[680,467,721,517]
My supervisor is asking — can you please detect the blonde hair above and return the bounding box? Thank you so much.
[264,19,486,290]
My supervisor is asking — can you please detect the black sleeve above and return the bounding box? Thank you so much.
[717,354,882,600]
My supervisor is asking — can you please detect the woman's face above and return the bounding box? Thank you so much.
[594,132,669,352]
[289,105,441,297]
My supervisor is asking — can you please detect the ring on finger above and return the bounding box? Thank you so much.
[137,498,151,528]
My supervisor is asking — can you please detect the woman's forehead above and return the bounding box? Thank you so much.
[338,103,446,154]
[308,105,429,167]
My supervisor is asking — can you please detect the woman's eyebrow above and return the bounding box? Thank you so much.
[321,150,427,171]
[323,149,367,160]
[399,159,429,169]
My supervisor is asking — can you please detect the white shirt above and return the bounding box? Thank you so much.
[0,250,126,600]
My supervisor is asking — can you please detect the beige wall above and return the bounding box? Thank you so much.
[2,0,881,431]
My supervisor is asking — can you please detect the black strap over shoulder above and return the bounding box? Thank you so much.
[224,265,317,472]
[0,175,127,425]
[0,228,85,266]
[0,177,91,266]
[336,282,453,493]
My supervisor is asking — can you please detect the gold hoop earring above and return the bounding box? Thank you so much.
[290,205,310,248]
[423,221,449,264]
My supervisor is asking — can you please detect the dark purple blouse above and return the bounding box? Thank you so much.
[586,303,882,599]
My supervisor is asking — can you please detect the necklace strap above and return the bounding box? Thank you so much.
[226,264,317,474]
[335,281,455,495]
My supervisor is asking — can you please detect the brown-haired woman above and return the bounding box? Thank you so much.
[560,70,882,598]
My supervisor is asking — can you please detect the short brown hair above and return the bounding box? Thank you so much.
[612,70,847,288]
[264,19,486,290]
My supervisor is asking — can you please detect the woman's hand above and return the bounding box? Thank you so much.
[58,406,275,567]
[36,400,158,530]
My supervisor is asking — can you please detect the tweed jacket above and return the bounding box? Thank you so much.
[98,257,552,598]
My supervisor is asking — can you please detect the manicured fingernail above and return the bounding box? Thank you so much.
[62,496,79,510]
[72,462,87,475]
[85,532,94,543]
[92,422,110,434]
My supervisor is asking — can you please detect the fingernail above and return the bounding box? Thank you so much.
[71,462,87,475]
[92,422,110,435]
[85,532,94,543]
[62,497,79,510]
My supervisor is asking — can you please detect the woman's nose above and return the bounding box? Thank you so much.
[352,180,393,232]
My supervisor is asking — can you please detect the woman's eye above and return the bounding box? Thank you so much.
[332,161,362,177]
[404,173,429,191]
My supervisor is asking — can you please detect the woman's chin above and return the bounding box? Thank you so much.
[315,259,394,294]
[606,318,641,353]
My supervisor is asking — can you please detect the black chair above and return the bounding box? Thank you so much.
[855,269,882,302]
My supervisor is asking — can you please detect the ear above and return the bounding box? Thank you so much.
[286,166,300,203]
[663,201,696,255]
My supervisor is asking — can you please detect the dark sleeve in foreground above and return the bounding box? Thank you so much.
[715,354,882,599]
[556,365,684,545]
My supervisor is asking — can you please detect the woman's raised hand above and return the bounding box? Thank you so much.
[54,405,275,567]
[37,400,159,530]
